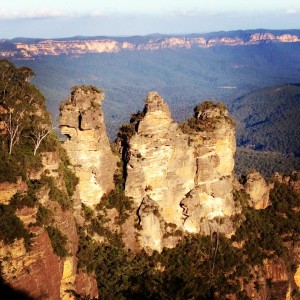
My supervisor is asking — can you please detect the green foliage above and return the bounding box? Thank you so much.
[59,162,79,197]
[10,190,37,211]
[180,100,234,134]
[46,226,69,258]
[56,145,79,197]
[231,84,300,156]
[233,182,300,266]
[81,203,94,221]
[0,137,43,183]
[98,189,132,225]
[75,182,300,299]
[268,182,300,242]
[96,171,133,225]
[235,147,300,179]
[38,132,59,153]
[77,230,249,299]
[0,148,26,182]
[77,229,100,273]
[194,101,227,112]
[0,59,52,181]
[0,204,31,250]
[36,204,53,226]
[117,110,145,144]
[49,186,72,211]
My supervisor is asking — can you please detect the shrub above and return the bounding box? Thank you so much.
[0,146,26,182]
[81,203,94,220]
[10,188,37,211]
[36,204,53,226]
[0,204,31,250]
[46,226,69,258]
[49,186,72,211]
[59,162,78,197]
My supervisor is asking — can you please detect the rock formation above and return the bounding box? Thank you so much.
[121,93,238,252]
[0,150,98,300]
[123,92,195,251]
[243,171,271,209]
[181,101,237,236]
[2,61,299,299]
[60,86,117,207]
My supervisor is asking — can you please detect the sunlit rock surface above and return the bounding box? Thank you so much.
[123,93,237,251]
[60,86,117,207]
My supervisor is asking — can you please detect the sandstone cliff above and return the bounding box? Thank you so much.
[1,61,300,299]
[2,31,300,59]
[60,86,117,208]
[0,150,98,300]
[181,101,237,236]
[243,170,271,209]
[120,93,238,252]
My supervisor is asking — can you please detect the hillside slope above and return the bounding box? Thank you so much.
[231,84,300,156]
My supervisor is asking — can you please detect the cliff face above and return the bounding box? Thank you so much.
[2,31,300,59]
[181,102,237,236]
[60,86,117,208]
[122,93,237,252]
[124,92,195,251]
[0,150,98,300]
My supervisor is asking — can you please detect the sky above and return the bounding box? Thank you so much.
[0,0,300,38]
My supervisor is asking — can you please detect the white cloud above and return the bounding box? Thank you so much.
[90,10,104,17]
[286,7,298,14]
[0,8,69,20]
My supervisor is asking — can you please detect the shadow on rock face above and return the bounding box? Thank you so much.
[0,274,35,300]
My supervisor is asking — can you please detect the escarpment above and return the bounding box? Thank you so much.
[2,59,300,300]
[118,93,238,252]
[0,61,98,300]
[60,86,117,208]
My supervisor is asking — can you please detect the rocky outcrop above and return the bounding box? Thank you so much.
[74,272,98,299]
[60,86,117,207]
[243,258,290,300]
[122,93,237,252]
[0,149,99,300]
[181,101,237,236]
[0,180,27,205]
[275,171,300,195]
[124,92,195,252]
[0,232,62,300]
[243,171,271,209]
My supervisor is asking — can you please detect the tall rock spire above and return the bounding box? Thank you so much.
[60,86,117,207]
[121,95,238,252]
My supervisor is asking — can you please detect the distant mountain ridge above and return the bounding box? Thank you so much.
[1,29,300,59]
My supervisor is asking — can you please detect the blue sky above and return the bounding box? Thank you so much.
[1,0,300,38]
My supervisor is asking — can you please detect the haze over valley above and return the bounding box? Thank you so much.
[1,1,300,299]
[2,29,299,176]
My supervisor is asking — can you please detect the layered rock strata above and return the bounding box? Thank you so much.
[123,93,237,252]
[2,32,300,58]
[181,102,237,235]
[60,86,117,207]
[0,151,98,300]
